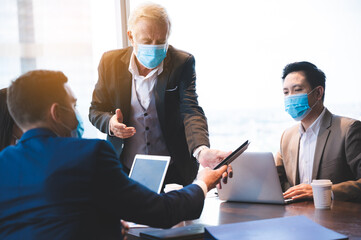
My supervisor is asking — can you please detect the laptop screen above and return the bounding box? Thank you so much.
[129,154,170,193]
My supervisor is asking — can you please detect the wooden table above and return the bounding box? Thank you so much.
[128,195,361,239]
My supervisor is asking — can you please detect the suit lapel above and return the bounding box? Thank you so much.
[312,109,332,180]
[118,48,133,123]
[154,48,172,133]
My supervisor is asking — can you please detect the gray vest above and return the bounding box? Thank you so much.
[122,79,169,168]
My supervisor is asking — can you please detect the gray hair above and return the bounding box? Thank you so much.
[128,3,171,38]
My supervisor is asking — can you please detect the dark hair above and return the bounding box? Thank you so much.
[7,70,68,128]
[0,88,15,151]
[282,61,326,100]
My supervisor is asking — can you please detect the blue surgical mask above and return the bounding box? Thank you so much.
[284,88,317,121]
[136,43,168,69]
[73,110,84,138]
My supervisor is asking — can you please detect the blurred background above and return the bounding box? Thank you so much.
[1,0,360,154]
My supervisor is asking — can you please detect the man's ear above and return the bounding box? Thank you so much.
[49,103,61,123]
[127,31,134,46]
[316,86,324,101]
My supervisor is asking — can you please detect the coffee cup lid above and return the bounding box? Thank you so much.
[311,179,332,186]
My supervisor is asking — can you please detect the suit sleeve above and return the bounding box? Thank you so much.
[275,131,289,191]
[332,121,361,202]
[89,54,114,134]
[178,55,210,153]
[93,141,205,228]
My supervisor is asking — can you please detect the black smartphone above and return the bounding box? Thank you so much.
[213,140,250,170]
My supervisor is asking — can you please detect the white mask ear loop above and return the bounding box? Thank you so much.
[308,87,321,109]
[307,87,317,96]
[53,105,74,137]
[51,120,70,137]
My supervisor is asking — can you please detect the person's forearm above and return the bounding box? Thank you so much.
[89,108,113,134]
[332,180,361,202]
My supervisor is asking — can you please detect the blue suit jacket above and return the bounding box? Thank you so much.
[0,128,204,240]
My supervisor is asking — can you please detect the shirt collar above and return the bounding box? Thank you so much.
[299,107,326,135]
[128,53,164,79]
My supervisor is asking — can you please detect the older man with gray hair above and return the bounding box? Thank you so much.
[89,3,229,186]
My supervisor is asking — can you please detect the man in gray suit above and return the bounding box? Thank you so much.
[276,61,361,202]
[89,3,229,186]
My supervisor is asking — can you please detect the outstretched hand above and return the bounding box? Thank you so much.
[109,109,136,139]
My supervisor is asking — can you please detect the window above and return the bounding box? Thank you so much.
[1,0,360,153]
[129,0,361,152]
[0,0,121,138]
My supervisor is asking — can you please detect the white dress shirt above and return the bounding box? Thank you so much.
[128,53,163,109]
[298,108,326,184]
[108,54,164,135]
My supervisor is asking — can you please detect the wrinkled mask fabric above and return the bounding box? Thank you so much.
[284,88,317,121]
[136,44,167,69]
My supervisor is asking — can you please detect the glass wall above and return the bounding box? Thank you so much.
[1,0,361,154]
[0,0,121,138]
[129,0,361,153]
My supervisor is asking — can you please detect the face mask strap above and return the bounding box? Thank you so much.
[55,105,78,137]
[307,87,321,109]
[307,87,317,96]
[58,105,75,113]
[309,98,320,110]
[58,120,73,136]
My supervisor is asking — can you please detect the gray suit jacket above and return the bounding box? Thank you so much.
[89,45,209,186]
[275,108,361,202]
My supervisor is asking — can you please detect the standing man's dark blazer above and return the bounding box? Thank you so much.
[276,109,361,202]
[0,128,205,240]
[89,45,209,186]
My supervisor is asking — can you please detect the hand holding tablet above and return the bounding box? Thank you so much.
[213,140,250,170]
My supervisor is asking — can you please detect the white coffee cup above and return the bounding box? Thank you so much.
[311,179,332,209]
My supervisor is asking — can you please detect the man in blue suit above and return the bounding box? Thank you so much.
[0,70,228,240]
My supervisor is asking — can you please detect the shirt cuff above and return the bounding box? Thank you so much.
[193,180,208,197]
[108,119,114,136]
[192,145,209,162]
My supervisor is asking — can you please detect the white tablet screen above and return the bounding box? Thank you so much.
[129,154,170,194]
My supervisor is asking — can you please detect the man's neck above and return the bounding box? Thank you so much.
[301,104,324,130]
[135,58,153,77]
[21,123,48,133]
[21,121,66,137]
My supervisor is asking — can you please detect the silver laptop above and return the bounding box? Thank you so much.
[217,152,291,204]
[129,154,170,194]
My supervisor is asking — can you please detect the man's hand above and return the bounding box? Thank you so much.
[198,148,232,169]
[109,109,136,139]
[283,183,313,201]
[218,165,233,189]
[196,165,228,191]
[120,220,129,240]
